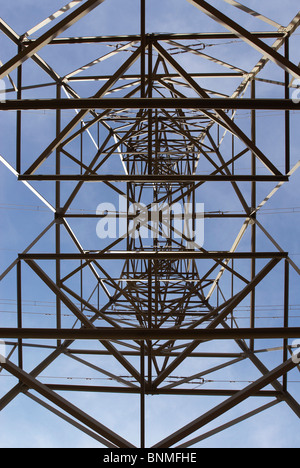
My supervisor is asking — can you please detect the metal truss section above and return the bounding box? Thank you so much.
[0,0,299,448]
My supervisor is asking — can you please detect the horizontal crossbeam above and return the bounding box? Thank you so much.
[0,327,299,340]
[1,98,299,111]
[19,252,288,260]
[18,174,289,182]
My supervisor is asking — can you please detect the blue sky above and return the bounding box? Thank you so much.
[0,0,299,448]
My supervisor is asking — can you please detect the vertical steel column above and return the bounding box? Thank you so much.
[16,45,22,173]
[283,259,290,391]
[250,79,256,351]
[147,259,152,386]
[16,260,23,371]
[285,36,290,174]
[231,115,235,318]
[140,340,145,448]
[55,83,61,346]
[147,33,153,386]
[148,36,153,174]
[140,0,146,98]
[141,2,146,448]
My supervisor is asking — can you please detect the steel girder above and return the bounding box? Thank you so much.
[0,0,299,449]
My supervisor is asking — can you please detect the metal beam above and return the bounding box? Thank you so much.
[153,357,298,447]
[23,46,142,175]
[25,391,118,448]
[0,0,107,80]
[176,400,280,448]
[1,358,135,448]
[44,385,280,398]
[187,0,300,80]
[1,97,299,111]
[19,251,288,260]
[0,327,299,340]
[21,31,286,44]
[24,259,142,383]
[153,42,284,176]
[151,257,286,388]
[17,174,289,182]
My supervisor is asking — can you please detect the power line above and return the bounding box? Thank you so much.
[0,202,299,214]
[0,373,299,385]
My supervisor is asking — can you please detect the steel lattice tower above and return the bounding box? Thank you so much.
[0,0,299,448]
